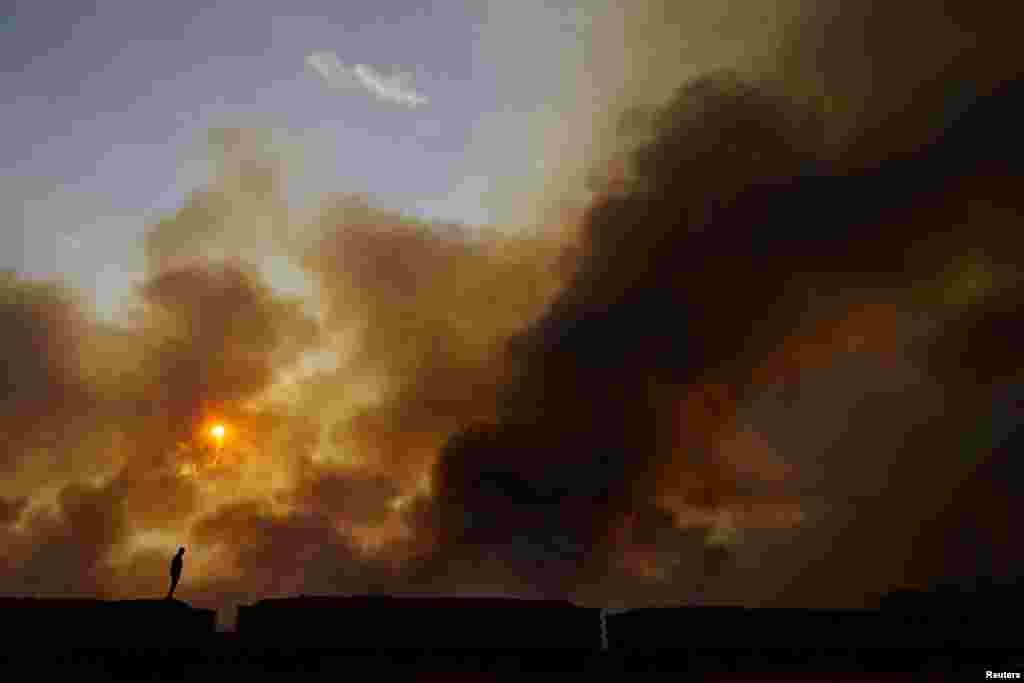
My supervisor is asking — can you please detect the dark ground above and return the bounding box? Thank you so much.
[6,640,1022,680]
[1,596,1021,679]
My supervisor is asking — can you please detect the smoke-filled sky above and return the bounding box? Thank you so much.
[3,1,1024,628]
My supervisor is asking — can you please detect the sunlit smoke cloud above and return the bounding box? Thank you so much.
[2,1,1023,623]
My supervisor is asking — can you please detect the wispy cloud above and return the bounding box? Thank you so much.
[305,51,430,109]
[305,50,356,89]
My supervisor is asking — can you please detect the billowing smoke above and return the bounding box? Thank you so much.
[422,2,1024,607]
[2,1,1023,625]
[0,119,569,616]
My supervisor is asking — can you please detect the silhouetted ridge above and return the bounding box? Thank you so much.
[1,598,216,645]
[604,582,1024,649]
[605,606,890,649]
[882,581,1024,615]
[236,594,600,648]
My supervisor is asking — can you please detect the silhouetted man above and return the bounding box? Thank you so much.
[166,547,185,600]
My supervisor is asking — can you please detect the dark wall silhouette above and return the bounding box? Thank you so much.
[0,598,216,645]
[4,587,1016,651]
[606,582,1024,650]
[878,583,1024,648]
[236,595,601,648]
[236,585,1024,651]
[3,589,1022,679]
[605,607,890,649]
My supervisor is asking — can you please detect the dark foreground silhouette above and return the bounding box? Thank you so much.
[1,589,1022,678]
[0,597,216,646]
[237,595,599,648]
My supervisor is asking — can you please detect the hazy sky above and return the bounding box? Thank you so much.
[2,1,1022,629]
[2,0,586,318]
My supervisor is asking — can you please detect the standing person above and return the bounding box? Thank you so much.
[166,547,185,600]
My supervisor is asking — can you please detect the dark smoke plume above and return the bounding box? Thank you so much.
[2,2,1023,620]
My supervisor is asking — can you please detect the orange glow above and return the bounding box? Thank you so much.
[620,547,670,581]
[211,424,226,441]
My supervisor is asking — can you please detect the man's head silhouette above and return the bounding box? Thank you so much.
[177,547,185,556]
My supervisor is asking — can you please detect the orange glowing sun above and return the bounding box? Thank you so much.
[210,424,226,441]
